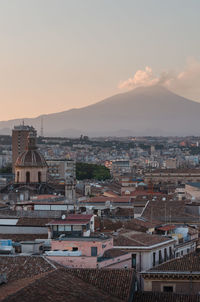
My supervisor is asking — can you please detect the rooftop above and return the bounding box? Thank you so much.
[1,268,135,302]
[16,217,52,227]
[0,234,48,242]
[142,199,197,223]
[148,251,200,273]
[53,235,111,242]
[0,255,55,283]
[114,231,174,248]
[157,225,176,232]
[83,197,131,203]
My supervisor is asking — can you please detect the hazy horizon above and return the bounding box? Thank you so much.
[1,0,200,120]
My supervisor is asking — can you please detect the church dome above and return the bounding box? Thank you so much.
[15,132,47,168]
[15,150,47,167]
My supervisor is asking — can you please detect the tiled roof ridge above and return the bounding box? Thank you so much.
[146,251,200,273]
[0,271,53,301]
[122,232,146,246]
[65,268,134,301]
[1,269,123,302]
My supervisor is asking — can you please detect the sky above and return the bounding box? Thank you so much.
[0,0,200,120]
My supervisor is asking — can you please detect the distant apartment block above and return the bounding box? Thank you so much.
[144,169,200,185]
[12,124,37,172]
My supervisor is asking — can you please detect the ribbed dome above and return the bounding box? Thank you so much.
[15,132,47,168]
[15,150,47,167]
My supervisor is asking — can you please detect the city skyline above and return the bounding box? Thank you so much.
[0,0,200,120]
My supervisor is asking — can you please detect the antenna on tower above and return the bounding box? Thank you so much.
[40,116,44,137]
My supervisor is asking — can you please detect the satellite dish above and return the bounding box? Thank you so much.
[62,214,66,220]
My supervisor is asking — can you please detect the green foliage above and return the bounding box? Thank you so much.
[76,162,111,181]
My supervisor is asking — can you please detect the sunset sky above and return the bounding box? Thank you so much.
[0,0,200,120]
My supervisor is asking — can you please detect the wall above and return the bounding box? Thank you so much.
[51,238,113,257]
[150,280,200,294]
[47,255,97,268]
[98,253,131,269]
[15,166,47,183]
[47,253,131,269]
[116,243,175,272]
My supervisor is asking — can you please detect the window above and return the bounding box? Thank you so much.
[91,247,97,256]
[72,247,78,251]
[169,247,173,259]
[64,225,71,231]
[58,225,64,231]
[159,250,163,264]
[153,252,156,266]
[53,225,58,231]
[132,254,137,269]
[38,171,41,183]
[17,171,19,183]
[164,248,168,262]
[163,286,173,292]
[73,225,82,231]
[26,171,30,183]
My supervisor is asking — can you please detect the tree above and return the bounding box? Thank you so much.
[76,162,111,181]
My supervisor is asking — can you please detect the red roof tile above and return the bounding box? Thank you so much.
[157,225,176,231]
[2,269,125,302]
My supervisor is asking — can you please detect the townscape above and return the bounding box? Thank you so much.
[1,1,200,301]
[0,125,200,301]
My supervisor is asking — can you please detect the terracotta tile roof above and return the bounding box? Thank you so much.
[67,214,93,220]
[134,292,200,302]
[125,218,161,231]
[103,191,119,197]
[0,256,55,288]
[84,197,131,203]
[67,268,134,301]
[114,231,174,247]
[142,199,197,222]
[146,168,200,174]
[114,207,134,217]
[2,269,123,302]
[94,217,123,232]
[47,214,93,226]
[148,252,200,272]
[47,219,90,225]
[157,225,176,231]
[103,248,129,258]
[0,272,50,301]
[31,194,60,200]
[16,218,52,226]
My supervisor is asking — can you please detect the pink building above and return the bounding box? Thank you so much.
[47,237,131,269]
[46,214,132,268]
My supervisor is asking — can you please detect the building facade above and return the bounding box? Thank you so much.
[15,133,48,184]
[12,124,37,172]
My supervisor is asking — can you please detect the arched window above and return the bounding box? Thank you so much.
[17,171,19,183]
[38,171,41,183]
[26,171,30,183]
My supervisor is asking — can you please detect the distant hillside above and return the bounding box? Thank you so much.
[1,85,200,136]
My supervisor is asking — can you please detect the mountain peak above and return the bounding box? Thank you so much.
[130,84,170,94]
[0,87,199,136]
